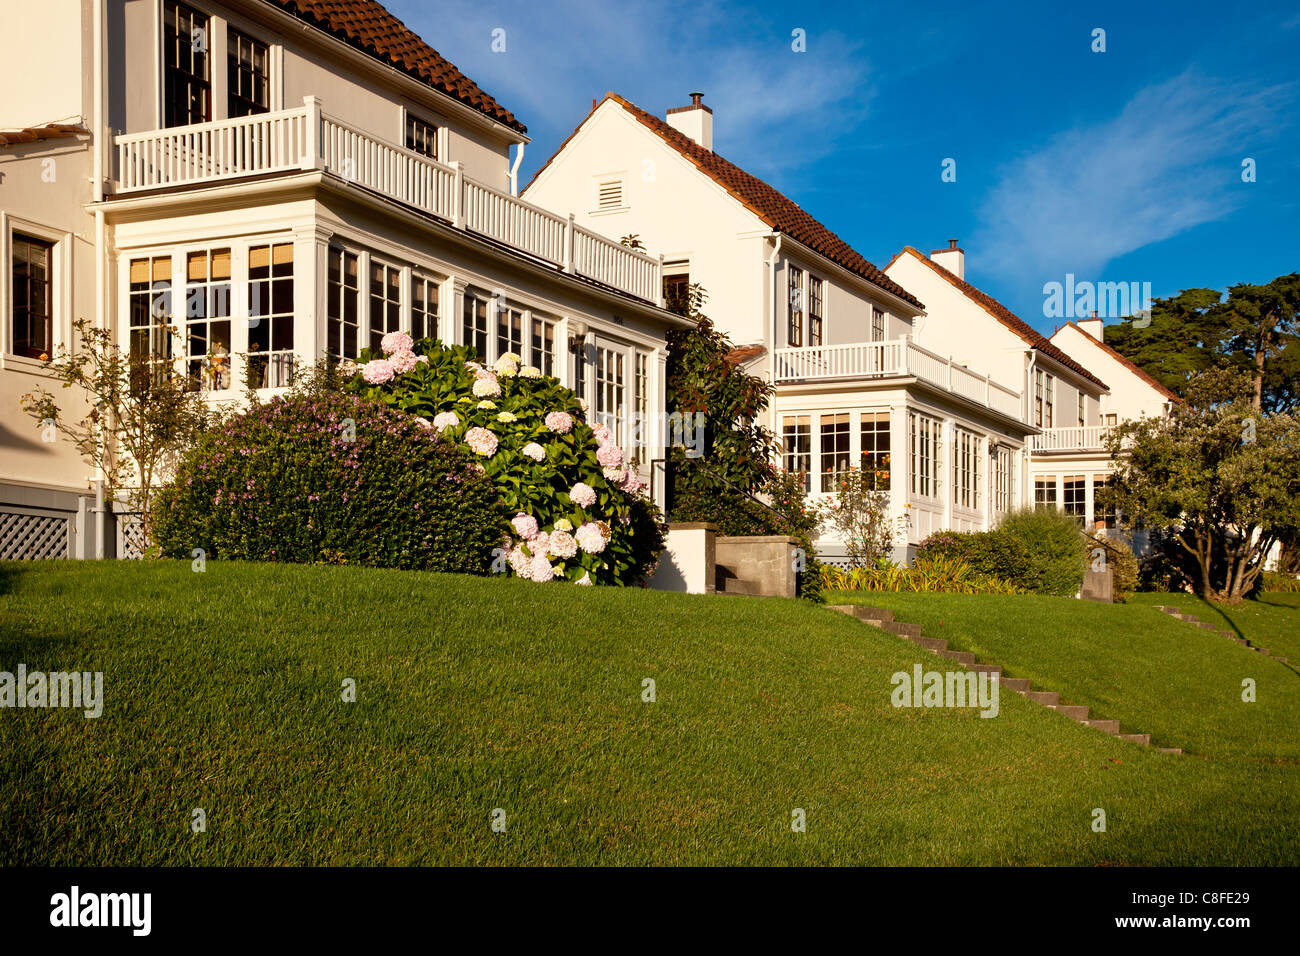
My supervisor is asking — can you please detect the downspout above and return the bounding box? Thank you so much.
[1024,350,1036,512]
[508,142,525,197]
[93,0,108,559]
[766,232,782,446]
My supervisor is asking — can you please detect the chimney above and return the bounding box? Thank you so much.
[1077,311,1105,342]
[930,239,964,279]
[666,91,713,151]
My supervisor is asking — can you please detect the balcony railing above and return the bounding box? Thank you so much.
[773,339,1023,419]
[114,97,664,305]
[1030,425,1113,453]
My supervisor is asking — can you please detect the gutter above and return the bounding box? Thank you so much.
[509,142,525,196]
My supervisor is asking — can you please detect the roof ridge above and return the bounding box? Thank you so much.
[1057,321,1180,402]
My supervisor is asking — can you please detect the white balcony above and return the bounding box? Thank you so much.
[773,339,1023,419]
[113,98,664,305]
[1030,425,1113,454]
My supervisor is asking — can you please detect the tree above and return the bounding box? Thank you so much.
[815,466,900,569]
[20,318,215,544]
[1102,369,1300,603]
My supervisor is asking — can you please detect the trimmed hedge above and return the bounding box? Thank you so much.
[919,508,1088,597]
[153,392,505,572]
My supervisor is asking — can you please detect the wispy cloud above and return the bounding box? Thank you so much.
[970,70,1292,287]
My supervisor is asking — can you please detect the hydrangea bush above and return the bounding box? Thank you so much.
[152,392,505,572]
[342,333,666,585]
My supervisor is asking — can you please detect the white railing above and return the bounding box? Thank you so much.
[114,98,664,304]
[773,338,1024,419]
[1030,425,1112,452]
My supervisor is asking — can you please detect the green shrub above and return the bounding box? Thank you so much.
[1262,570,1300,593]
[153,392,505,572]
[819,555,1028,594]
[341,335,664,586]
[917,529,1034,586]
[1082,531,1140,602]
[996,508,1088,596]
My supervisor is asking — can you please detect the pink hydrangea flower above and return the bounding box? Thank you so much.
[620,469,643,494]
[337,358,360,376]
[576,572,593,586]
[576,521,607,554]
[414,417,435,430]
[531,531,551,555]
[361,359,395,384]
[545,411,573,434]
[603,466,624,482]
[465,427,498,457]
[472,376,501,398]
[380,331,414,355]
[389,349,418,374]
[529,553,555,583]
[522,442,546,462]
[596,442,624,467]
[548,530,578,559]
[592,423,613,445]
[569,482,596,508]
[512,513,540,539]
[432,411,459,432]
[508,544,531,578]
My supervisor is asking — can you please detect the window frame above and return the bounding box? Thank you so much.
[788,265,804,347]
[227,25,270,118]
[3,215,72,368]
[162,0,212,129]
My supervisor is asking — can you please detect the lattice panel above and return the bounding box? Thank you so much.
[0,511,70,561]
[117,513,147,560]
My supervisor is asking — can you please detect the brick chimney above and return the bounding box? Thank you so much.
[666,92,713,151]
[930,239,964,279]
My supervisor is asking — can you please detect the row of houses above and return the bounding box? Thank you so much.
[0,0,1176,563]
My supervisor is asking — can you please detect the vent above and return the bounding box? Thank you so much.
[596,179,623,210]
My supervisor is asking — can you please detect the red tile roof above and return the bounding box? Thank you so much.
[265,0,526,134]
[530,93,922,310]
[887,246,1107,389]
[724,344,767,367]
[1058,321,1180,402]
[0,124,87,148]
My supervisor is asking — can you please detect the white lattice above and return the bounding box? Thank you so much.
[117,513,148,560]
[0,511,70,560]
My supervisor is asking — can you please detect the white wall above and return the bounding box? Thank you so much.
[1050,322,1171,423]
[0,0,87,127]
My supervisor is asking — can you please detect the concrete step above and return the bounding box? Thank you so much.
[826,605,858,615]
[1157,747,1184,755]
[1258,648,1271,656]
[1026,691,1060,706]
[882,620,923,638]
[1154,605,1178,613]
[937,649,976,666]
[852,606,895,623]
[1275,657,1289,663]
[908,635,949,652]
[969,663,1003,676]
[1084,719,1121,734]
[999,677,1031,693]
[721,578,763,596]
[1051,704,1090,720]
[1120,733,1151,746]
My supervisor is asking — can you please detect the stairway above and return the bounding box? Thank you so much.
[1153,605,1288,662]
[827,604,1180,754]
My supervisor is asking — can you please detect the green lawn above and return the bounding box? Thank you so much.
[2,561,1297,866]
[824,590,1300,761]
[1129,591,1300,664]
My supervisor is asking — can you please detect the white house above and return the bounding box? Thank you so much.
[0,0,690,559]
[525,93,1040,561]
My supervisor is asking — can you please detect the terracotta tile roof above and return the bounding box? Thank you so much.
[530,93,922,310]
[887,246,1107,389]
[0,124,87,148]
[724,344,766,366]
[265,0,526,134]
[1058,321,1180,402]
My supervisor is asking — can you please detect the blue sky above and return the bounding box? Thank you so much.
[389,0,1299,332]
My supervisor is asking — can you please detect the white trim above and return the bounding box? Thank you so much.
[1,214,75,368]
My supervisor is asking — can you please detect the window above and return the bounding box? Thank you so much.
[326,248,360,359]
[247,243,294,388]
[991,445,1013,514]
[411,274,439,341]
[595,346,626,447]
[163,1,210,128]
[1045,375,1055,427]
[497,307,524,360]
[1063,476,1086,521]
[782,415,811,491]
[227,28,269,117]
[872,306,885,343]
[1034,477,1057,510]
[1104,413,1117,427]
[1077,391,1086,427]
[11,233,54,359]
[1094,475,1117,530]
[909,412,941,498]
[184,248,231,390]
[663,269,690,316]
[633,353,649,463]
[788,266,804,347]
[860,412,890,490]
[596,180,623,210]
[956,429,981,510]
[461,292,490,360]
[1034,369,1055,428]
[530,315,555,376]
[820,413,851,492]
[405,114,438,160]
[808,276,823,347]
[129,256,173,362]
[368,260,401,354]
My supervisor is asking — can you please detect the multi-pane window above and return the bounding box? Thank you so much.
[634,352,648,463]
[1063,476,1086,520]
[530,316,555,376]
[1044,374,1055,427]
[820,413,851,492]
[163,1,210,128]
[462,292,490,360]
[782,415,811,490]
[184,248,232,390]
[368,260,401,354]
[405,115,438,159]
[497,307,524,359]
[1077,392,1086,427]
[956,429,981,510]
[788,265,804,347]
[909,412,941,498]
[992,445,1013,514]
[227,28,269,117]
[1104,413,1118,427]
[1094,475,1117,529]
[808,276,823,347]
[595,346,626,447]
[860,412,890,490]
[1034,369,1056,428]
[872,306,885,342]
[326,247,360,359]
[1034,477,1057,510]
[129,256,173,362]
[11,234,53,359]
[411,274,439,341]
[247,243,294,388]
[663,271,690,316]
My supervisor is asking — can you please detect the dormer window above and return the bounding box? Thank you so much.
[405,115,439,160]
